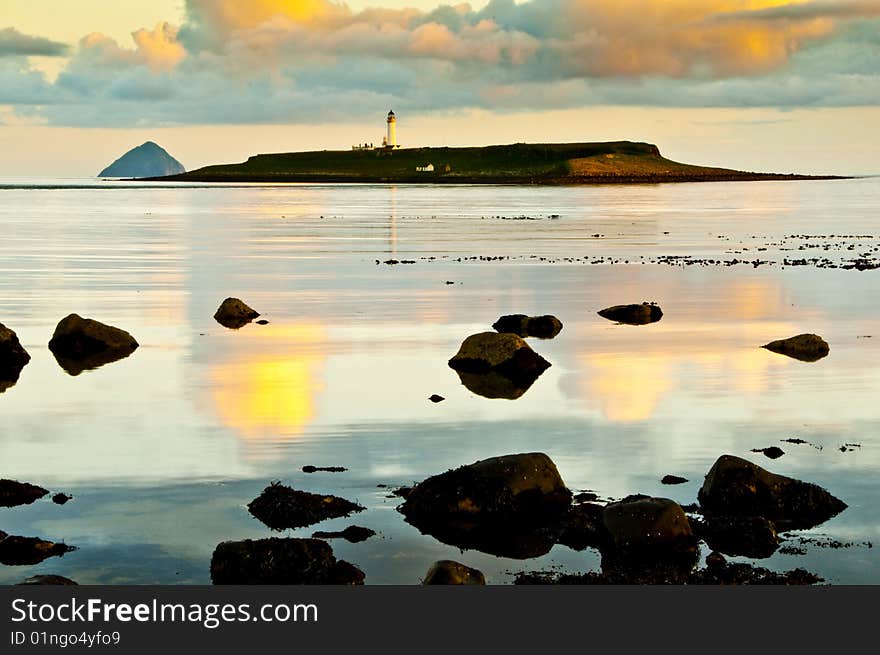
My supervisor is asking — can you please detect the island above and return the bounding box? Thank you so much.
[150,141,842,185]
[100,141,185,179]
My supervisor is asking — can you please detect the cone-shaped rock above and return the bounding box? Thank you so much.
[210,538,364,585]
[762,334,829,362]
[17,575,78,586]
[598,302,663,325]
[214,297,260,329]
[48,314,138,375]
[448,332,551,397]
[247,482,364,531]
[423,560,486,585]
[698,455,846,529]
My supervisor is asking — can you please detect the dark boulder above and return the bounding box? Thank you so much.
[0,534,75,566]
[214,298,260,329]
[449,333,551,399]
[661,475,688,485]
[17,575,78,586]
[762,334,829,362]
[247,482,364,530]
[423,560,486,585]
[210,538,364,585]
[0,479,49,507]
[492,314,563,339]
[1,322,30,392]
[48,314,138,375]
[52,493,73,505]
[602,495,696,552]
[698,455,847,529]
[598,302,663,325]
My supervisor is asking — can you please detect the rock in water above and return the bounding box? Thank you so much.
[0,322,30,392]
[448,332,551,398]
[98,141,185,178]
[17,575,78,586]
[214,297,260,329]
[602,495,695,551]
[0,534,75,566]
[423,561,486,585]
[400,452,571,521]
[762,334,829,362]
[0,479,49,507]
[210,538,364,585]
[698,455,847,529]
[247,482,364,530]
[47,314,138,375]
[492,314,563,339]
[598,302,663,325]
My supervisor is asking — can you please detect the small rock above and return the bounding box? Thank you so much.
[598,302,663,325]
[428,394,445,403]
[52,493,73,505]
[17,575,78,586]
[492,314,563,339]
[213,297,260,329]
[255,319,270,325]
[48,314,138,375]
[0,534,75,566]
[661,475,688,485]
[762,333,829,362]
[751,446,785,459]
[0,479,49,507]
[312,526,376,543]
[247,482,364,530]
[602,495,696,551]
[210,538,364,585]
[698,454,847,529]
[301,465,347,473]
[423,560,486,585]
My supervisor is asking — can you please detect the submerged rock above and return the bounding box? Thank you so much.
[247,482,364,530]
[423,560,486,585]
[598,302,663,325]
[48,314,138,375]
[492,314,563,339]
[17,575,78,586]
[214,298,260,329]
[698,455,847,529]
[762,333,829,362]
[449,332,551,399]
[0,479,49,507]
[0,534,75,566]
[697,514,780,559]
[311,526,376,543]
[210,538,364,585]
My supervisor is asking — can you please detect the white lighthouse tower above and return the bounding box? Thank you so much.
[386,110,398,148]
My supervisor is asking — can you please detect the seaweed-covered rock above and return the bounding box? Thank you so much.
[17,575,78,586]
[0,479,49,507]
[214,297,260,329]
[598,302,663,325]
[423,560,486,585]
[400,453,571,521]
[210,538,364,585]
[247,482,364,530]
[698,455,847,529]
[762,334,829,362]
[492,314,563,339]
[602,495,695,551]
[48,314,138,375]
[0,534,75,566]
[697,514,779,559]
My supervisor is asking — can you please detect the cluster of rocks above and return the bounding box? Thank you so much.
[394,451,846,584]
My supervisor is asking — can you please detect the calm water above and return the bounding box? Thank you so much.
[1,178,878,584]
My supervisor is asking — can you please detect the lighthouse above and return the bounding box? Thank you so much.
[386,110,398,148]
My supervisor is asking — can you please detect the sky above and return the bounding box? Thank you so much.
[1,0,879,176]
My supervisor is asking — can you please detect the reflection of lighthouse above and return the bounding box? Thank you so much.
[386,110,398,148]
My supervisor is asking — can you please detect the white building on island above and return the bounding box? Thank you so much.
[352,110,401,151]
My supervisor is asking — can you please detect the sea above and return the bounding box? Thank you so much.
[1,177,878,584]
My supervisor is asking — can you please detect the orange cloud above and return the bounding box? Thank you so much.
[132,23,186,72]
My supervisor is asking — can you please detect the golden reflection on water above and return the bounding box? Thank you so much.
[208,324,327,455]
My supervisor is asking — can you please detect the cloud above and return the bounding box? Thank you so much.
[0,27,69,57]
[4,1,880,127]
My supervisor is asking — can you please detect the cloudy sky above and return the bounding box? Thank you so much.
[2,0,879,176]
